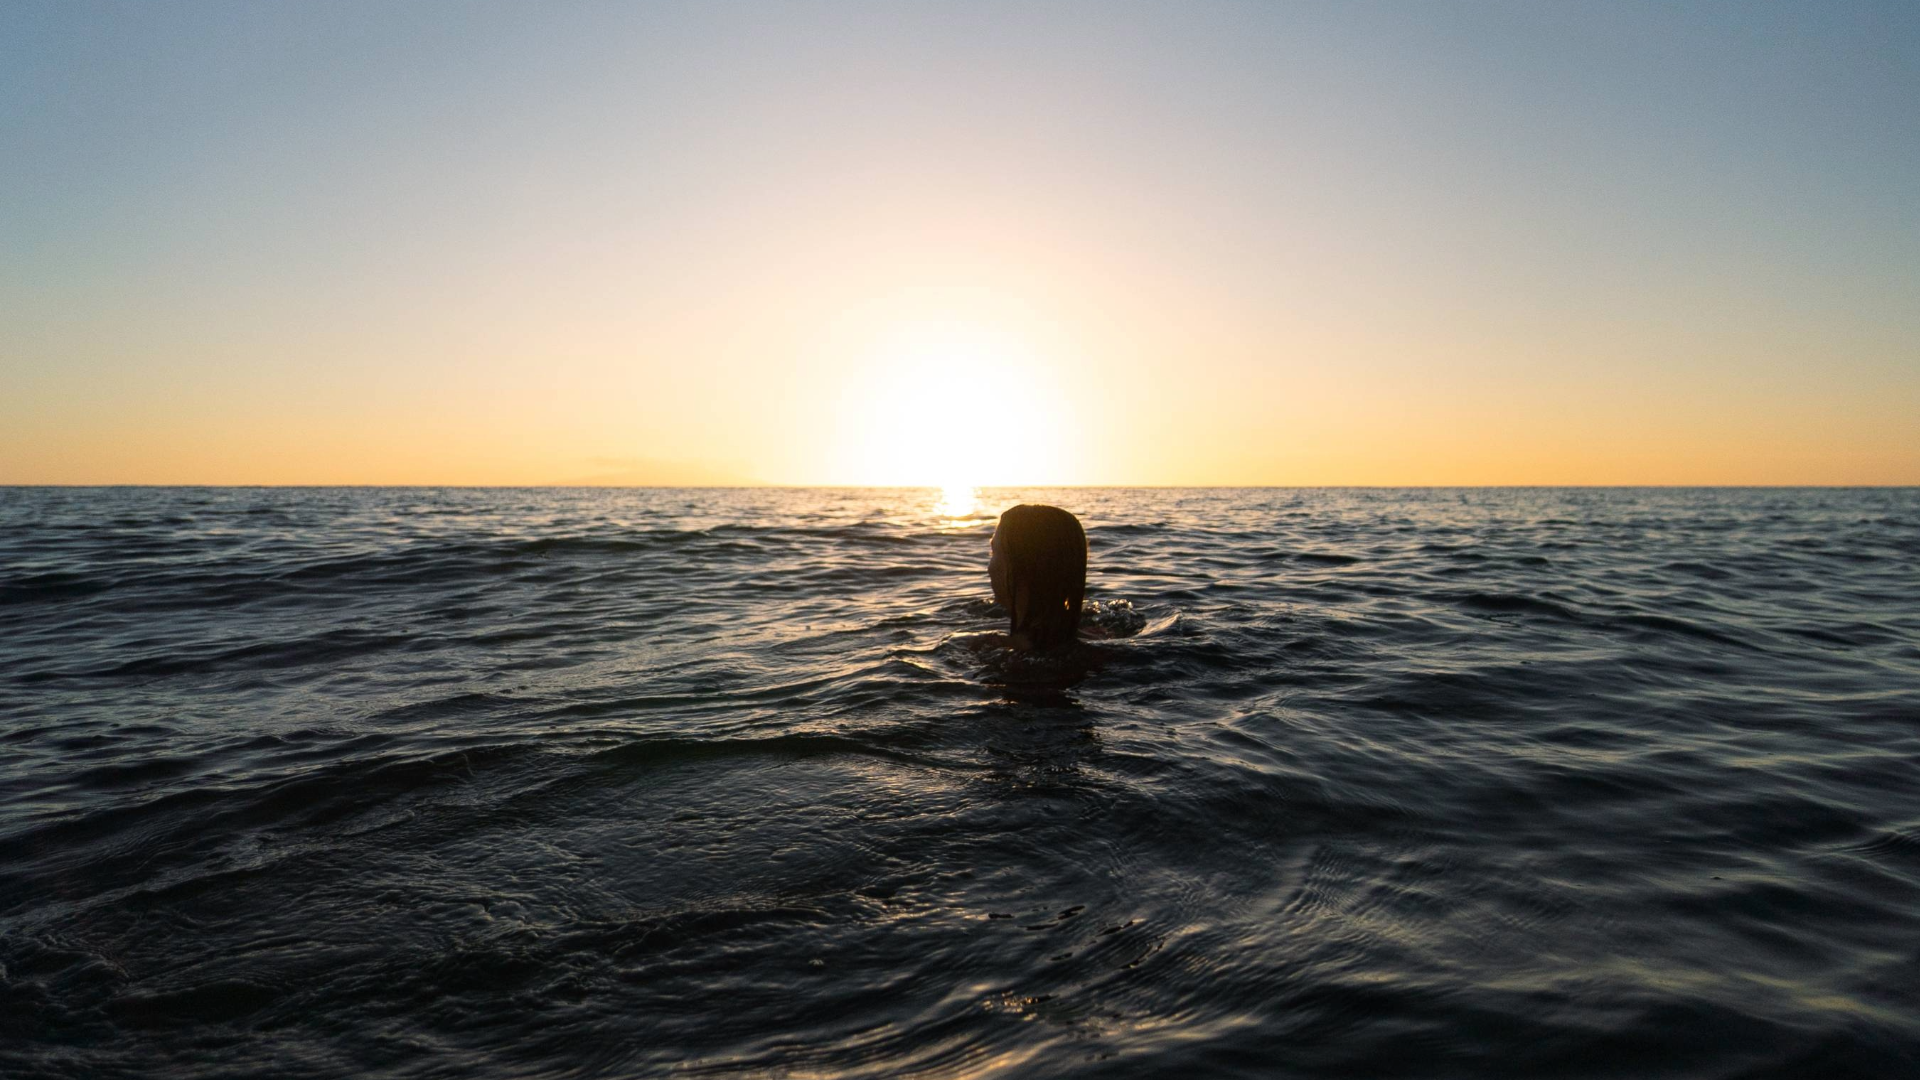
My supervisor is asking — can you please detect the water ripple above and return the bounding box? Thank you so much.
[2,486,1918,1077]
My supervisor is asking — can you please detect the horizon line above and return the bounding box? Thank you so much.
[4,483,1916,491]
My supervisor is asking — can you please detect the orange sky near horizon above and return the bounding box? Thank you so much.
[3,3,1916,487]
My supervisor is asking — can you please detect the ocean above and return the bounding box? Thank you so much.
[2,486,1917,1078]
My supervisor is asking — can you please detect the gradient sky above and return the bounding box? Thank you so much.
[3,1,1916,485]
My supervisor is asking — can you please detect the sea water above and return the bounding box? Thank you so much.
[2,486,1917,1077]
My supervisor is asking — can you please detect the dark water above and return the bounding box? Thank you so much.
[3,486,1918,1079]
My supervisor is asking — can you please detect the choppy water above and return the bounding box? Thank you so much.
[3,486,1918,1078]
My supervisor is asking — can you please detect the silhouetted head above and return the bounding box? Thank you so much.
[988,504,1086,651]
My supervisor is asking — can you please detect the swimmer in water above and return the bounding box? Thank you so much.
[988,504,1087,652]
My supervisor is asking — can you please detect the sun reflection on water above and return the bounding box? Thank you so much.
[934,484,980,519]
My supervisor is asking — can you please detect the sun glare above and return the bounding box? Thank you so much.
[934,484,979,518]
[833,327,1074,489]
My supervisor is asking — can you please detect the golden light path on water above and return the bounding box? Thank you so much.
[934,484,980,520]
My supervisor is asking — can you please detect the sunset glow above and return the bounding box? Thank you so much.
[2,2,1915,486]
[831,328,1077,489]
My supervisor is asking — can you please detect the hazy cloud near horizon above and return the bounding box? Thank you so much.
[548,457,758,488]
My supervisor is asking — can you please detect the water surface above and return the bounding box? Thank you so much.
[3,487,1917,1077]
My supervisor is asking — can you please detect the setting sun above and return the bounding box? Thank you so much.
[831,327,1078,488]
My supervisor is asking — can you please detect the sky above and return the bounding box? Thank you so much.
[3,0,1916,486]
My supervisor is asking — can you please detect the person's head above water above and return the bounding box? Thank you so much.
[988,504,1086,651]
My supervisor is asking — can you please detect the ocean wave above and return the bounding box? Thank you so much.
[2,486,1918,1078]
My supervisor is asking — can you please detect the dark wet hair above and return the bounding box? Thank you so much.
[993,504,1086,651]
